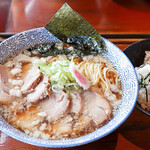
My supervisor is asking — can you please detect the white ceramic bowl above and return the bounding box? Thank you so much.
[0,27,139,148]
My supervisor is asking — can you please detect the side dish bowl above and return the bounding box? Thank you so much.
[124,39,150,116]
[0,27,138,148]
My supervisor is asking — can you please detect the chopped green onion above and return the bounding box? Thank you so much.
[33,58,79,91]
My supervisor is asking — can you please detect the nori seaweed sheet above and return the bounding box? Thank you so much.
[45,3,106,54]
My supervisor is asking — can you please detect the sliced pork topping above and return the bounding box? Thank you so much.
[39,91,70,122]
[73,115,93,136]
[21,66,42,94]
[27,75,50,104]
[0,65,11,103]
[11,106,44,130]
[53,115,73,135]
[70,91,83,115]
[0,75,10,93]
[0,90,11,104]
[83,89,112,126]
[0,65,10,86]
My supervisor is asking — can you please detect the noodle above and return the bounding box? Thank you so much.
[78,58,119,94]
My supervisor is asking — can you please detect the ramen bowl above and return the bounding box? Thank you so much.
[0,27,138,148]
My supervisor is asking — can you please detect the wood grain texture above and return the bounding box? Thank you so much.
[5,0,150,34]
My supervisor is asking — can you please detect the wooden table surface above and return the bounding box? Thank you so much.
[0,0,150,150]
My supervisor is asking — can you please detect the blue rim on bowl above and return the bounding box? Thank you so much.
[0,27,139,148]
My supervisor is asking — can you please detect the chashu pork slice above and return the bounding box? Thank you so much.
[11,106,44,130]
[21,66,42,94]
[53,115,73,135]
[73,115,93,136]
[0,65,12,104]
[83,88,112,126]
[27,75,51,104]
[39,91,70,122]
[70,91,83,115]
